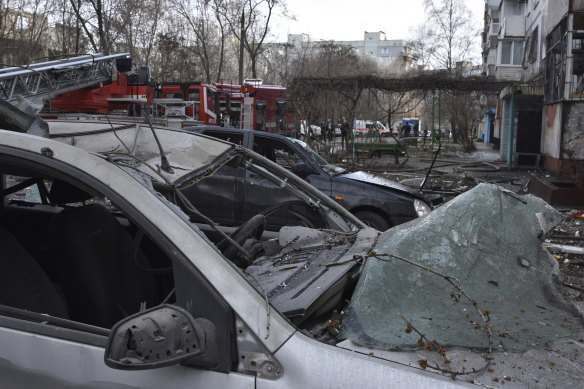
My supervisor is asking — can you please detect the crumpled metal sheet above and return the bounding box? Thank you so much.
[245,227,378,323]
[341,183,584,352]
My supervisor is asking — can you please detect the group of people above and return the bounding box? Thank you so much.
[401,122,419,137]
[291,117,350,150]
[318,118,350,150]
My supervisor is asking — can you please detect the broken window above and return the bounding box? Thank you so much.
[528,26,539,64]
[1,170,176,330]
[253,136,301,166]
[545,20,567,103]
[571,33,584,96]
[341,184,583,352]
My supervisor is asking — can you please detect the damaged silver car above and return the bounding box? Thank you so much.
[0,120,582,388]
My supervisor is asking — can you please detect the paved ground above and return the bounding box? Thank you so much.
[342,138,533,199]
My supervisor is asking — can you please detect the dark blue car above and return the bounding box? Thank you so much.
[184,127,434,231]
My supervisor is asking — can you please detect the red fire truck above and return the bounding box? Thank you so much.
[48,67,155,115]
[214,80,295,135]
[48,63,295,133]
[154,82,220,125]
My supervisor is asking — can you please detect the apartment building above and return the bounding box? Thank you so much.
[541,0,584,189]
[482,0,545,165]
[481,0,583,193]
[286,31,418,71]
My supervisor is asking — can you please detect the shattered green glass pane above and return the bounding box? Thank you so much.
[341,183,584,352]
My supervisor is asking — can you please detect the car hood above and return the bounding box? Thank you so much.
[339,171,426,201]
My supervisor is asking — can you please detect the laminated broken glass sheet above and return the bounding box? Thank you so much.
[341,183,584,352]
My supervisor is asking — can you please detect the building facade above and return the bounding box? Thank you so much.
[481,0,584,191]
[286,31,417,71]
[541,0,584,189]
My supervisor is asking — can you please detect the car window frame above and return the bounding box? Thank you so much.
[0,146,237,371]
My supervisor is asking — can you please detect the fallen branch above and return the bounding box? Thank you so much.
[563,282,584,293]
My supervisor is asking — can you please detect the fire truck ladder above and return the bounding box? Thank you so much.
[0,53,129,101]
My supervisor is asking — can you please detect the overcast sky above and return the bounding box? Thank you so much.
[270,0,484,43]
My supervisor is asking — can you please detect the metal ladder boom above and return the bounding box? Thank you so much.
[0,53,129,101]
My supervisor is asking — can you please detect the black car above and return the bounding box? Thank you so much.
[184,126,434,231]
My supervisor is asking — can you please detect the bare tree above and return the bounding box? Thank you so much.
[114,0,165,65]
[68,0,121,53]
[0,0,55,64]
[53,0,87,56]
[171,0,228,83]
[410,0,481,152]
[217,0,287,83]
[443,92,482,152]
[411,0,479,72]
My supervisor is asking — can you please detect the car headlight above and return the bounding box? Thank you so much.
[413,199,431,217]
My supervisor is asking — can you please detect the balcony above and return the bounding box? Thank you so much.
[500,16,525,38]
[495,65,523,81]
[487,22,500,48]
[489,23,500,37]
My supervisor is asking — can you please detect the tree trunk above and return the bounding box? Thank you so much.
[238,10,244,85]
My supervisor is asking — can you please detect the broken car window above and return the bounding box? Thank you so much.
[291,139,346,176]
[1,169,175,329]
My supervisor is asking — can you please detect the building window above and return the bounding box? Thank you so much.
[501,41,523,65]
[544,20,567,103]
[528,26,539,64]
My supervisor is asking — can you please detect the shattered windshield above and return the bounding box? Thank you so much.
[292,139,345,176]
[342,183,584,352]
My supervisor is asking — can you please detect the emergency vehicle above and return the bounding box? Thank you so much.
[47,64,154,115]
[41,55,295,133]
[154,82,220,125]
[214,80,295,135]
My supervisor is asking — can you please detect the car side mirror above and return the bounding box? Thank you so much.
[104,304,216,370]
[290,162,315,178]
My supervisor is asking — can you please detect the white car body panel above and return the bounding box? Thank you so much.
[0,326,254,388]
[260,333,474,389]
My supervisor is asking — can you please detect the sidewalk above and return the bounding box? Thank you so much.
[365,140,534,196]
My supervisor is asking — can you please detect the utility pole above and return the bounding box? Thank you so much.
[431,90,435,157]
[438,89,441,146]
[352,79,358,160]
